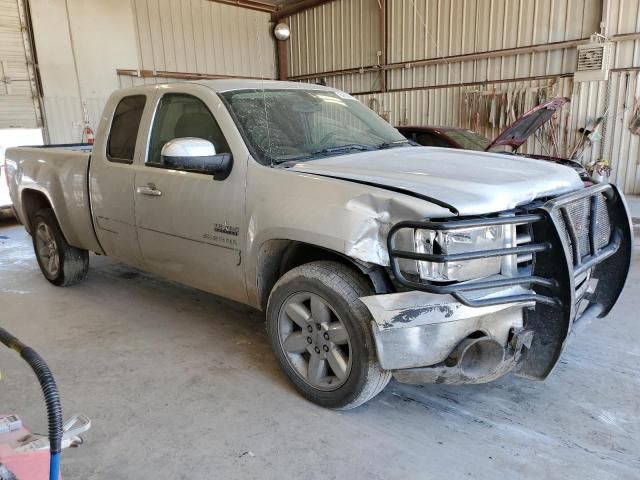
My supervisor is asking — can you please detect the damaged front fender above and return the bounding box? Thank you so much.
[342,192,453,265]
[245,168,453,306]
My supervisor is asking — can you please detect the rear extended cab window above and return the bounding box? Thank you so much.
[107,95,147,163]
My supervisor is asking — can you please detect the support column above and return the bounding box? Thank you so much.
[277,38,288,81]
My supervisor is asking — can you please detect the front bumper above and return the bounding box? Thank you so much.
[364,183,633,384]
[360,290,528,370]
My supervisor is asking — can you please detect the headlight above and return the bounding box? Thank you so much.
[414,226,507,282]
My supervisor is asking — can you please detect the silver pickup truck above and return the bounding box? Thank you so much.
[5,80,633,409]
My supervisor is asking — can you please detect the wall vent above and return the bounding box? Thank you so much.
[575,36,612,82]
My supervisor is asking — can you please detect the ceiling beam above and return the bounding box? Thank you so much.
[271,0,337,21]
[209,0,276,14]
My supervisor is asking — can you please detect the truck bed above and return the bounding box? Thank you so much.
[5,144,103,254]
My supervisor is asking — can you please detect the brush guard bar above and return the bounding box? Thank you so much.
[388,183,632,311]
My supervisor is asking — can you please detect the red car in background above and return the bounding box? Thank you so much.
[397,97,589,180]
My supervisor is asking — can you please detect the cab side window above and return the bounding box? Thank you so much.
[107,95,146,163]
[147,93,230,166]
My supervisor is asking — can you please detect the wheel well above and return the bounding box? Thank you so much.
[256,240,393,311]
[21,189,52,231]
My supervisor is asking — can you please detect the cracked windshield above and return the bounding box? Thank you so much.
[220,88,411,165]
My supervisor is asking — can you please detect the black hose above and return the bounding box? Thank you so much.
[0,328,63,455]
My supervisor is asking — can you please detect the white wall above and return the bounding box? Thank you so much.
[30,0,277,144]
[30,0,138,143]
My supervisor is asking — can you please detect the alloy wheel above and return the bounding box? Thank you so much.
[277,292,352,391]
[35,222,60,278]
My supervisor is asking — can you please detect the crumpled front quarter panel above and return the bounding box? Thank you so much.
[244,162,453,304]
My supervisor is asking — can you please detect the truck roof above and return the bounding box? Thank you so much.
[116,78,337,97]
[197,78,336,92]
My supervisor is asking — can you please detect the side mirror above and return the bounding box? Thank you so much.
[161,137,232,180]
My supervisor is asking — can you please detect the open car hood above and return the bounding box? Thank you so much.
[485,97,569,152]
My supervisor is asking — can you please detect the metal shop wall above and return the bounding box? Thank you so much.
[131,0,275,80]
[30,0,276,143]
[285,0,640,194]
[286,0,382,79]
[358,77,576,158]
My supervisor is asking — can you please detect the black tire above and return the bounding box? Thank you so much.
[266,261,391,409]
[31,208,89,286]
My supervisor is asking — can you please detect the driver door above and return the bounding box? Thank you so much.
[133,88,247,303]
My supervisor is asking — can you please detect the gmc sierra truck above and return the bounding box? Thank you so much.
[4,80,633,409]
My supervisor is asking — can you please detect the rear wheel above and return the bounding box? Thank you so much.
[266,261,391,409]
[32,208,89,286]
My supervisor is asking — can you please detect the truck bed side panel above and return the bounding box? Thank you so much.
[5,146,104,254]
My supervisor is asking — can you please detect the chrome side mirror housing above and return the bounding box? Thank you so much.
[161,138,232,180]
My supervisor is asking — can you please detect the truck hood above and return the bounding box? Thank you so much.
[288,147,583,216]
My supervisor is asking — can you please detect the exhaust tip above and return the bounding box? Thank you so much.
[450,337,505,379]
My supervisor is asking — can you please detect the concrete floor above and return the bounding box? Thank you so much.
[0,217,639,480]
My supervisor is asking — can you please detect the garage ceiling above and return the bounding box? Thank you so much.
[270,0,336,20]
[212,0,336,20]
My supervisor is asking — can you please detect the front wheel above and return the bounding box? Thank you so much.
[32,208,89,286]
[266,261,391,409]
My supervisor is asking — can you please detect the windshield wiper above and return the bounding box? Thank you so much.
[275,144,375,164]
[271,145,372,166]
[312,144,375,155]
[376,139,413,149]
[272,143,382,166]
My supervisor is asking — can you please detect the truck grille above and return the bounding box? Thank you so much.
[553,192,611,267]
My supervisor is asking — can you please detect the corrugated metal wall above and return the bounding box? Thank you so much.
[605,70,640,192]
[608,0,640,68]
[386,0,599,89]
[132,0,276,78]
[576,0,640,192]
[285,0,640,193]
[288,0,601,88]
[287,0,381,77]
[357,77,576,157]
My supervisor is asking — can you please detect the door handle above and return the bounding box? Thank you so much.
[136,185,162,196]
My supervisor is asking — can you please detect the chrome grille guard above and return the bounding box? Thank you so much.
[388,183,632,313]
